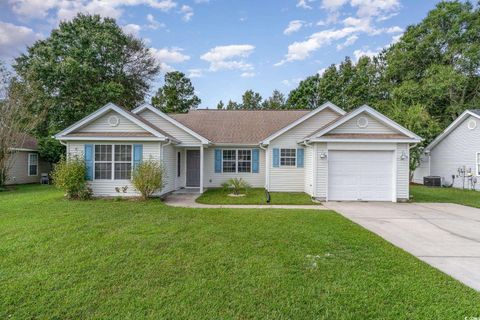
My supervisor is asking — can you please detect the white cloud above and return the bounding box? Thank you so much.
[317,12,339,26]
[281,77,303,87]
[296,0,314,9]
[180,5,193,22]
[122,23,141,36]
[188,68,203,78]
[317,67,327,76]
[201,44,255,71]
[321,0,348,10]
[385,26,403,33]
[391,33,402,44]
[240,72,255,78]
[284,20,304,35]
[336,34,358,50]
[150,47,190,72]
[0,21,42,58]
[351,0,400,18]
[146,14,166,29]
[353,48,379,61]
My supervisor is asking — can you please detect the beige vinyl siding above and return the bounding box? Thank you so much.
[138,110,201,145]
[160,143,176,194]
[5,151,51,185]
[304,146,313,196]
[67,141,166,197]
[203,147,265,188]
[76,111,147,133]
[315,143,328,199]
[396,143,409,200]
[330,113,398,134]
[269,108,340,192]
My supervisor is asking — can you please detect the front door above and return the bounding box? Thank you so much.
[186,150,200,187]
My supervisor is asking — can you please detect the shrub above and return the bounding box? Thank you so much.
[52,156,91,199]
[221,178,251,195]
[132,161,166,200]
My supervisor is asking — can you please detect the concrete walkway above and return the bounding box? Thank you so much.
[164,193,327,210]
[324,201,480,291]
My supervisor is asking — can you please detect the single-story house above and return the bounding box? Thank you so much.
[413,109,480,189]
[54,102,421,201]
[6,134,51,185]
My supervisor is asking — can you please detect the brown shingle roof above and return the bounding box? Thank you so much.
[322,133,409,139]
[124,109,178,141]
[169,109,311,144]
[12,133,38,150]
[66,132,155,137]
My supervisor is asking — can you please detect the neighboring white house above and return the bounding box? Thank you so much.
[54,102,421,202]
[413,109,480,190]
[6,134,51,185]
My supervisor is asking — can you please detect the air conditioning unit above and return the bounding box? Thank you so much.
[424,176,441,187]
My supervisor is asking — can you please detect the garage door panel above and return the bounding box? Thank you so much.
[328,150,393,201]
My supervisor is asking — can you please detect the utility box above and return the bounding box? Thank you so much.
[424,176,442,187]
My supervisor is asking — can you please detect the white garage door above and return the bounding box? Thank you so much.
[328,150,394,201]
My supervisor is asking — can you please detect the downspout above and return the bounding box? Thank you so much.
[259,144,269,190]
[160,138,172,163]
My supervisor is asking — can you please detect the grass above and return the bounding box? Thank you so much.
[411,184,480,208]
[1,185,479,319]
[196,188,317,205]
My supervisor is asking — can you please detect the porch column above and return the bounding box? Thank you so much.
[199,145,204,193]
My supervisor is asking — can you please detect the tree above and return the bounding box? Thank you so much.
[241,90,262,109]
[0,62,44,187]
[14,13,160,136]
[151,71,201,113]
[226,100,240,110]
[262,90,286,109]
[216,100,225,109]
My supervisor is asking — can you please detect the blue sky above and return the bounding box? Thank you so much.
[0,0,442,108]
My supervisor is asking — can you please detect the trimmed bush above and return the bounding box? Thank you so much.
[132,161,166,200]
[52,156,91,199]
[221,178,251,195]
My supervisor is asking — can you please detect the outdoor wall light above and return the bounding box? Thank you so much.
[400,151,408,160]
[319,152,327,159]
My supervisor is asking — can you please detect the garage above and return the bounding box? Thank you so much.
[328,150,394,201]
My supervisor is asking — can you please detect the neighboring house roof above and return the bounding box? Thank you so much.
[169,109,311,144]
[55,103,179,143]
[425,109,480,151]
[10,133,38,151]
[66,132,155,137]
[305,105,422,143]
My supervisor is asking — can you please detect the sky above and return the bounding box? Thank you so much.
[0,0,442,108]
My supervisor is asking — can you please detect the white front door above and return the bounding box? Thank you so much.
[328,150,394,201]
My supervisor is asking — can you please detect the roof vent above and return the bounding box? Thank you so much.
[108,115,120,127]
[467,119,477,130]
[357,116,369,128]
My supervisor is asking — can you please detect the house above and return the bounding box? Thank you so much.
[54,102,421,201]
[6,134,51,185]
[413,110,480,189]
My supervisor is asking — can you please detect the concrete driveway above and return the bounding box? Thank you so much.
[324,202,480,291]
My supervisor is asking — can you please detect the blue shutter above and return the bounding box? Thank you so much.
[272,148,279,167]
[84,144,93,180]
[133,144,143,169]
[252,149,259,173]
[297,148,304,168]
[215,149,222,173]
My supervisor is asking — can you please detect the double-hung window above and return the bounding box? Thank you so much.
[222,149,252,173]
[94,145,132,180]
[280,148,296,167]
[28,153,38,176]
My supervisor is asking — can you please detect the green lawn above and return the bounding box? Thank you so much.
[196,188,317,205]
[411,184,480,208]
[1,185,479,319]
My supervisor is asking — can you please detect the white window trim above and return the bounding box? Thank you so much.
[477,152,480,176]
[28,153,38,176]
[280,148,296,167]
[93,144,133,181]
[221,149,252,173]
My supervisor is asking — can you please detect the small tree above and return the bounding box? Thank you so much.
[222,178,250,195]
[132,161,166,200]
[151,71,201,113]
[52,156,91,199]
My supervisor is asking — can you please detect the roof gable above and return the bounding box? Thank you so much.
[426,110,480,151]
[55,103,177,142]
[260,101,346,144]
[307,105,422,142]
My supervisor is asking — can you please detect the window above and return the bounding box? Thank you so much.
[237,150,251,173]
[94,145,132,180]
[222,149,252,173]
[222,149,237,173]
[177,152,181,177]
[280,148,296,167]
[28,153,38,176]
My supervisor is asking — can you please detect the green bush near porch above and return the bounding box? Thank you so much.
[196,188,318,205]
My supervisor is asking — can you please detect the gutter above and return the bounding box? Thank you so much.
[259,144,269,190]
